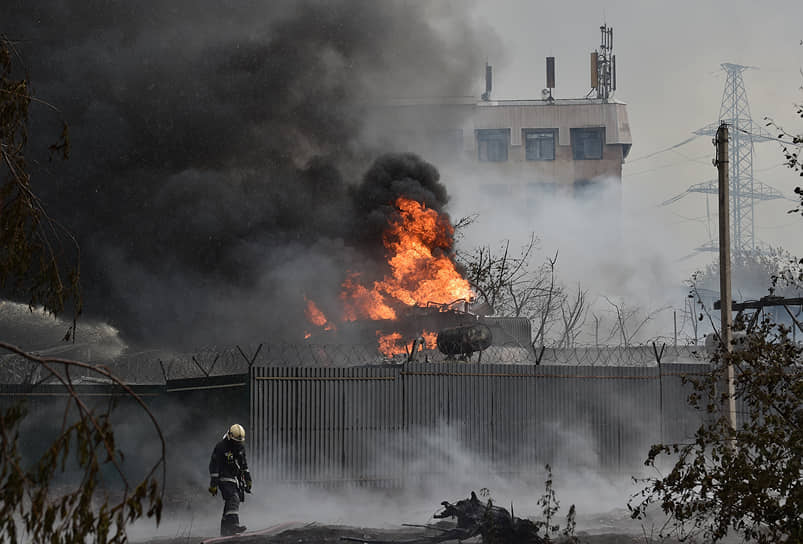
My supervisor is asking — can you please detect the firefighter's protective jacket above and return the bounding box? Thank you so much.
[209,438,252,488]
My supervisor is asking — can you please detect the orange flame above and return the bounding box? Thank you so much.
[305,197,470,357]
[339,197,472,357]
[341,274,396,321]
[376,329,439,358]
[305,298,336,333]
[342,197,471,330]
[421,331,438,350]
[377,331,404,357]
[305,299,327,326]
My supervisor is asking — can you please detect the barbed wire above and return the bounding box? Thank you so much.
[0,341,713,384]
[537,345,707,366]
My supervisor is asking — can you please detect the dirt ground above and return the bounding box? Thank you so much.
[134,520,675,544]
[130,484,686,544]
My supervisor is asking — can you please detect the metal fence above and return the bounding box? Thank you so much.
[0,358,715,489]
[250,362,710,486]
[0,377,249,491]
[0,381,167,479]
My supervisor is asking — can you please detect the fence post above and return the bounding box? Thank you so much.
[652,342,665,444]
[651,342,665,365]
[206,354,221,375]
[249,343,263,370]
[191,355,210,377]
[532,344,546,366]
[237,343,263,370]
[158,359,168,383]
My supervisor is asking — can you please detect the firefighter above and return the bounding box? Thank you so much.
[208,423,252,536]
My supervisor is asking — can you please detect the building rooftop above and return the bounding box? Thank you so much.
[380,96,628,107]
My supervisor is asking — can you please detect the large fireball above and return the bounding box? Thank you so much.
[306,196,471,357]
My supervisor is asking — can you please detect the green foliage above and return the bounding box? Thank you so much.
[767,53,803,215]
[0,343,166,543]
[536,464,577,543]
[0,35,80,325]
[0,405,162,543]
[479,465,577,544]
[629,318,803,543]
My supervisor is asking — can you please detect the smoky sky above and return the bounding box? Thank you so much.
[5,1,489,349]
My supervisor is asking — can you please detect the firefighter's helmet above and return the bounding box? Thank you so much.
[227,424,246,442]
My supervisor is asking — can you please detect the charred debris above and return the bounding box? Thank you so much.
[340,490,575,544]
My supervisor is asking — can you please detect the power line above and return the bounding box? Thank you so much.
[627,136,697,163]
[734,126,799,145]
[626,154,710,177]
[669,147,711,166]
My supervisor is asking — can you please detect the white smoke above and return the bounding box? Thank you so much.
[127,422,647,540]
[443,168,696,345]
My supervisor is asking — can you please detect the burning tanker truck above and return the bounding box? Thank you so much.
[303,194,497,360]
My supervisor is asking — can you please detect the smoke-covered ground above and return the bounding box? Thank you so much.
[118,419,680,543]
[127,470,656,543]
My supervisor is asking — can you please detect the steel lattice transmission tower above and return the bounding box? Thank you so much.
[691,63,781,253]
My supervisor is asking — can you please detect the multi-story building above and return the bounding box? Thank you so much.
[365,26,632,201]
[368,95,631,199]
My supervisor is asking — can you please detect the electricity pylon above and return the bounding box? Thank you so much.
[691,63,782,253]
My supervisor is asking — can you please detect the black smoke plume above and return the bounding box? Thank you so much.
[4,1,490,349]
[353,153,449,248]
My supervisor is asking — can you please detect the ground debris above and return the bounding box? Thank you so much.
[431,491,546,544]
[337,491,546,544]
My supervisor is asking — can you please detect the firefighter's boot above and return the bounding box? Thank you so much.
[221,514,246,536]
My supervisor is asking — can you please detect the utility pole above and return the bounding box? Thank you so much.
[716,123,737,432]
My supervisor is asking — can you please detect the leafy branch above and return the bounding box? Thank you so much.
[0,35,80,336]
[629,318,803,543]
[0,341,165,543]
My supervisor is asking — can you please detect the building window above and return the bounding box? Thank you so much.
[523,129,556,161]
[571,127,604,160]
[477,129,510,162]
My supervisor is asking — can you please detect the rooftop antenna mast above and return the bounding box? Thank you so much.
[590,24,615,100]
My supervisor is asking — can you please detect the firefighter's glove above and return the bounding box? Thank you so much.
[208,485,218,497]
[244,481,252,494]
